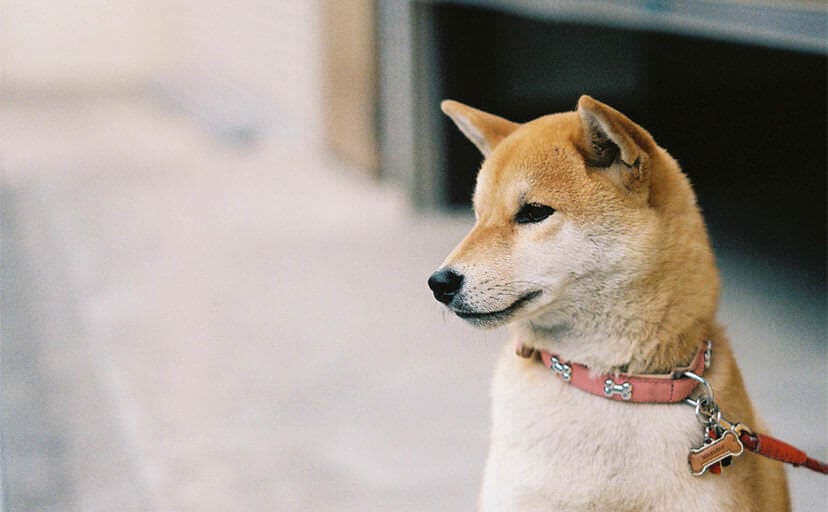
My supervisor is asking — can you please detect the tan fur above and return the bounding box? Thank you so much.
[434,97,790,511]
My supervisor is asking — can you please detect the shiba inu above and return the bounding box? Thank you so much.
[428,96,790,511]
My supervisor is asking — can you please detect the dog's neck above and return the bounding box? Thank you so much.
[512,277,711,374]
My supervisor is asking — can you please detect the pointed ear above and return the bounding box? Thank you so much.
[577,95,655,168]
[441,100,519,156]
[577,95,657,193]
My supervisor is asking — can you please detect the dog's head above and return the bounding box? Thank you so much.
[428,96,718,347]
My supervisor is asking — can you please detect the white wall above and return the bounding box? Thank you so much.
[167,1,323,138]
[0,0,171,91]
[0,0,324,139]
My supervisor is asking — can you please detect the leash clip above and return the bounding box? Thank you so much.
[683,370,721,426]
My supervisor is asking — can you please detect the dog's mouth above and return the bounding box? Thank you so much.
[452,290,542,325]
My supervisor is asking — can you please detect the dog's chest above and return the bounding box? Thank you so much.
[480,347,732,511]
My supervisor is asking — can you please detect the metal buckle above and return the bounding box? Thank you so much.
[603,379,632,400]
[684,371,715,404]
[549,356,572,382]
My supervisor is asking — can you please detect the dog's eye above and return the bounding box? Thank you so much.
[515,203,556,224]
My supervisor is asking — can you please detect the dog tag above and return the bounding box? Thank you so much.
[688,429,744,476]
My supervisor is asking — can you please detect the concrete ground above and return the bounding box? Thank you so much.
[1,96,825,511]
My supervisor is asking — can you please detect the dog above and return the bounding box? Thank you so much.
[428,96,790,511]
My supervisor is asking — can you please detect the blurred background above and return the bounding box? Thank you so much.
[0,1,825,510]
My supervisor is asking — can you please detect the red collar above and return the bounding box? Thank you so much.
[516,341,710,403]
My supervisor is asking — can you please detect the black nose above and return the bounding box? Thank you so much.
[428,268,464,304]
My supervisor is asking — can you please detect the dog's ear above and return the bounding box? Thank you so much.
[441,100,519,157]
[577,95,656,192]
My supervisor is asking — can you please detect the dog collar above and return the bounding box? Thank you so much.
[518,341,828,476]
[516,341,711,403]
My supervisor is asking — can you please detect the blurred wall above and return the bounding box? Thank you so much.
[0,0,324,139]
[167,1,323,139]
[0,0,171,91]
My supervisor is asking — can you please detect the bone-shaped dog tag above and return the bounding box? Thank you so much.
[688,429,744,475]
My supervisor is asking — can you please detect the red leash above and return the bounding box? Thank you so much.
[739,430,828,474]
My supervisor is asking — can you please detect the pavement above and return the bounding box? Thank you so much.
[1,96,825,511]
